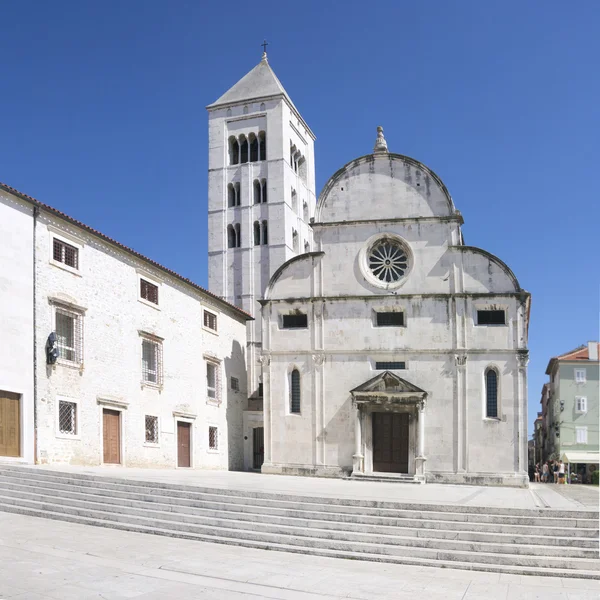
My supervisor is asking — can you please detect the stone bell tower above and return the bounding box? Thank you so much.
[206,49,317,398]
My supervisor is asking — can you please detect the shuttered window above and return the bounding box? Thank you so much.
[204,310,217,331]
[290,369,301,414]
[486,369,498,418]
[53,238,79,269]
[140,279,159,304]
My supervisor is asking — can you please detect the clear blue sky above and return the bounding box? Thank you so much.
[1,1,598,435]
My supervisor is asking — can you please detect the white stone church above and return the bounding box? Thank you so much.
[207,52,531,486]
[0,52,530,486]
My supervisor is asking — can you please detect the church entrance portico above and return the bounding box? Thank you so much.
[350,372,427,481]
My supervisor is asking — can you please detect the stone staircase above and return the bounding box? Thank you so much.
[0,465,598,579]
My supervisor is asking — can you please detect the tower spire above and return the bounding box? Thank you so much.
[373,126,388,153]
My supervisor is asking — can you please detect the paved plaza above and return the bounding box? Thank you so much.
[0,511,597,600]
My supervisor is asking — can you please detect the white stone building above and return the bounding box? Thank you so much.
[208,56,531,485]
[0,183,250,469]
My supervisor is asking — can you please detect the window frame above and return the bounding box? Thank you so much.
[375,311,405,327]
[205,359,221,405]
[140,334,163,388]
[281,313,308,329]
[575,396,587,414]
[144,415,160,445]
[49,230,82,275]
[484,367,500,419]
[576,426,588,444]
[52,303,84,368]
[55,396,80,440]
[476,309,507,326]
[230,376,240,392]
[574,368,586,384]
[203,309,218,334]
[290,368,301,414]
[208,425,219,452]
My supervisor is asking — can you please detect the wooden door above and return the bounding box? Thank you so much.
[0,392,20,457]
[103,409,121,464]
[177,422,191,467]
[253,427,264,469]
[372,412,409,473]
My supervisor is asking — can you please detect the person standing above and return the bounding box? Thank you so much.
[542,462,549,483]
[553,461,559,484]
[558,460,566,484]
[534,463,541,482]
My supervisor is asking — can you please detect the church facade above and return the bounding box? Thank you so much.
[208,55,531,486]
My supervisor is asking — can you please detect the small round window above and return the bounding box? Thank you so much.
[368,238,409,283]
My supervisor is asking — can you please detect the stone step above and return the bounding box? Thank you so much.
[2,465,596,520]
[350,473,422,484]
[0,478,596,546]
[0,489,595,559]
[0,468,596,528]
[0,498,597,577]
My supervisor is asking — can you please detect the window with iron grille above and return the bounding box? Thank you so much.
[376,312,405,327]
[140,279,159,305]
[145,415,159,443]
[53,238,79,269]
[282,313,307,329]
[204,310,217,331]
[209,426,218,450]
[141,338,163,385]
[55,307,83,364]
[206,361,220,402]
[485,369,498,418]
[58,400,77,435]
[476,310,506,326]
[375,361,405,370]
[290,369,301,413]
[230,376,239,391]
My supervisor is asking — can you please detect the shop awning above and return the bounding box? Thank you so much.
[560,451,599,464]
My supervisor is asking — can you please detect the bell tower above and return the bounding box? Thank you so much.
[207,50,317,397]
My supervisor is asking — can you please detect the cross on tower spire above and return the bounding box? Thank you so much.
[261,39,268,60]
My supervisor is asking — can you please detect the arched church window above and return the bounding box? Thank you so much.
[298,156,307,182]
[261,179,267,203]
[227,184,236,208]
[259,131,266,161]
[292,229,299,252]
[239,135,248,164]
[229,137,239,165]
[368,238,409,283]
[234,182,241,206]
[243,105,249,114]
[304,240,310,253]
[260,103,265,111]
[227,225,236,249]
[235,223,241,248]
[303,201,309,222]
[290,369,301,414]
[253,180,261,204]
[253,221,261,246]
[262,221,268,245]
[249,133,258,162]
[226,108,232,117]
[291,188,297,212]
[485,369,498,418]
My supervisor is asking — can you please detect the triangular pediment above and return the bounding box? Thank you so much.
[207,58,296,109]
[350,371,426,395]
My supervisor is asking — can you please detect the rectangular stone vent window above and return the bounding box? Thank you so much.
[230,376,240,391]
[53,238,79,269]
[376,312,404,327]
[204,310,218,331]
[209,426,218,450]
[375,361,406,370]
[140,279,159,304]
[476,310,506,325]
[142,338,163,385]
[58,400,77,435]
[282,314,308,329]
[145,415,159,443]
[55,307,83,364]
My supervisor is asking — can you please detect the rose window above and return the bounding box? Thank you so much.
[368,239,409,283]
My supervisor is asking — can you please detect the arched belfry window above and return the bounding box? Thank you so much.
[249,133,258,162]
[234,182,241,206]
[485,368,498,418]
[290,369,301,414]
[229,137,239,165]
[259,131,266,161]
[240,135,248,164]
[303,201,309,222]
[262,221,268,245]
[261,179,267,203]
[227,225,236,249]
[253,221,261,246]
[253,180,261,204]
[234,223,241,248]
[227,184,236,208]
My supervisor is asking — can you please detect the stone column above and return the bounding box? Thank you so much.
[414,399,427,483]
[352,404,364,475]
